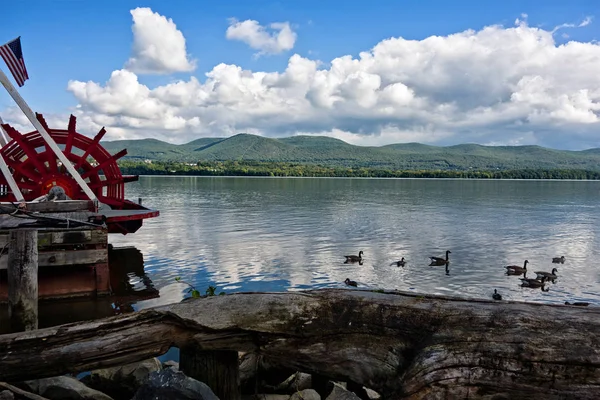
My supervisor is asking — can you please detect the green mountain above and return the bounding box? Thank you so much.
[100,134,600,171]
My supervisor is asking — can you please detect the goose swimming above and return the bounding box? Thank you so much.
[534,268,558,280]
[505,260,528,276]
[430,250,451,265]
[344,251,363,263]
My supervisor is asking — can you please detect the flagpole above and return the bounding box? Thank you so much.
[0,117,25,201]
[0,68,98,202]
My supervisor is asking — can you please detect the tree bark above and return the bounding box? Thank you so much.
[0,289,599,399]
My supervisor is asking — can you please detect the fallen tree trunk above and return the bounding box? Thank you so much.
[0,289,599,399]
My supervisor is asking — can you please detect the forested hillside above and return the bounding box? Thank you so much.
[101,133,600,171]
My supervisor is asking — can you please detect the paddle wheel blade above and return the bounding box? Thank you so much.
[0,114,159,234]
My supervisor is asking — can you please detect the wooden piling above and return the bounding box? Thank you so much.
[7,229,38,331]
[180,346,240,400]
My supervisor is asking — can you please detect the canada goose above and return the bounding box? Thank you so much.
[492,289,502,301]
[534,268,558,280]
[520,276,548,288]
[565,301,589,306]
[430,250,451,265]
[552,256,566,264]
[344,278,358,287]
[391,257,406,267]
[344,251,363,263]
[505,260,528,275]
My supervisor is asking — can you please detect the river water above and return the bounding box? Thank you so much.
[113,176,600,308]
[2,176,599,331]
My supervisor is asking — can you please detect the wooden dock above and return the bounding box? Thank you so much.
[0,200,110,302]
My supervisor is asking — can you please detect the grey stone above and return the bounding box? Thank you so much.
[364,387,381,399]
[326,382,361,400]
[132,368,219,400]
[0,390,14,400]
[81,357,162,399]
[23,376,113,400]
[290,373,312,392]
[162,360,179,371]
[290,388,321,400]
[271,372,312,394]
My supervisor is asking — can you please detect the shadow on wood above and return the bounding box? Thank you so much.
[0,289,599,399]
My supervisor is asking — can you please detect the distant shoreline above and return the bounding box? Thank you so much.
[118,160,600,180]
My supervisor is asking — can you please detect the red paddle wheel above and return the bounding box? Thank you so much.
[0,113,159,234]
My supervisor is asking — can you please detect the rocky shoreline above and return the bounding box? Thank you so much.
[0,354,381,400]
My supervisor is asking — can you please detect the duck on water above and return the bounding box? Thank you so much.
[391,257,406,267]
[344,278,358,287]
[430,250,451,265]
[505,260,528,276]
[492,289,502,300]
[520,276,549,288]
[534,268,558,281]
[344,251,363,263]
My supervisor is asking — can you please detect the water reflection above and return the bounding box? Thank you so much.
[99,177,600,308]
[100,177,600,306]
[0,246,163,333]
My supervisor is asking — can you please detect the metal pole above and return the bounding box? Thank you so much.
[0,68,98,202]
[0,117,25,201]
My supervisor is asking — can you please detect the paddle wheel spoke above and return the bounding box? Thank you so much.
[2,123,47,174]
[7,158,39,182]
[0,114,159,234]
[81,149,127,180]
[64,114,77,155]
[74,127,106,170]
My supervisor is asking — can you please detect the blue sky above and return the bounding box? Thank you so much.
[2,0,600,148]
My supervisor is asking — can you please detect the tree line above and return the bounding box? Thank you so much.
[117,160,600,180]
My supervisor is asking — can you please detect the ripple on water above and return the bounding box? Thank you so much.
[102,177,600,311]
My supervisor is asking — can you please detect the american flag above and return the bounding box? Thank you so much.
[0,37,29,87]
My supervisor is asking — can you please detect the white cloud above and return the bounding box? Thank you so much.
[226,19,297,56]
[551,15,593,34]
[579,16,592,27]
[6,15,600,150]
[125,7,196,74]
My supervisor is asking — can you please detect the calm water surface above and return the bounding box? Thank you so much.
[107,176,600,310]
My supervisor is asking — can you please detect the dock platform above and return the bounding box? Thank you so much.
[0,200,110,301]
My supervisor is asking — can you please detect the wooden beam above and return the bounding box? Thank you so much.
[180,347,240,400]
[0,200,96,213]
[7,229,38,331]
[0,248,107,270]
[0,230,107,249]
[0,290,598,399]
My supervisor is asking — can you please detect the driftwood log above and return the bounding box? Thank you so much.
[0,289,599,399]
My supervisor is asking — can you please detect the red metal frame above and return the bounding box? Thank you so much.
[0,114,158,234]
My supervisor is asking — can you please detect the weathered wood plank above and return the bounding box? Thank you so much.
[0,248,107,270]
[180,347,240,400]
[7,229,38,332]
[0,201,95,213]
[0,290,598,399]
[94,263,110,295]
[0,211,99,230]
[0,229,107,248]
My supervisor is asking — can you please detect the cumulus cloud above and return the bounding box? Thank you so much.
[226,19,297,56]
[27,15,597,149]
[125,7,196,74]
